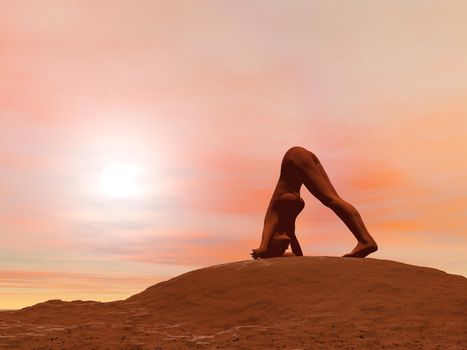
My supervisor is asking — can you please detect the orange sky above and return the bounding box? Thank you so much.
[1,1,466,309]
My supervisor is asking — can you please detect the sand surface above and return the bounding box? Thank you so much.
[0,256,466,349]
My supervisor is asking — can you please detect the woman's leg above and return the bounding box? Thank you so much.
[290,147,378,258]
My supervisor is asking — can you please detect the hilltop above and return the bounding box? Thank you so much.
[0,256,465,349]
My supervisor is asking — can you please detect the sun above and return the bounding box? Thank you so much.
[100,162,139,198]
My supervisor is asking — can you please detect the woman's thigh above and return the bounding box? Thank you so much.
[290,148,340,205]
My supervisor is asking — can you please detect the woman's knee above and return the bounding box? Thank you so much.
[325,197,357,217]
[321,195,343,208]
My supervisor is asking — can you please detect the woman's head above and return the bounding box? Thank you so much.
[268,234,290,257]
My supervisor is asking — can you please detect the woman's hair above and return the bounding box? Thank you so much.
[268,235,289,257]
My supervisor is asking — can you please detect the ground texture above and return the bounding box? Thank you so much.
[0,256,466,349]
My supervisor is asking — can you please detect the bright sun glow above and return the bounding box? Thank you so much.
[100,162,139,198]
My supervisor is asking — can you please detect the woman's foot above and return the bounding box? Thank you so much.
[343,240,378,258]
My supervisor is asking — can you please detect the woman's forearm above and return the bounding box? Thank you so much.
[259,178,287,252]
[290,235,303,256]
[259,206,279,251]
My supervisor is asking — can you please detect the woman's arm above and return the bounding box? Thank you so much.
[258,204,279,252]
[290,233,303,256]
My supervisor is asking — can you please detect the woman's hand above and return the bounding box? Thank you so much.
[251,247,269,259]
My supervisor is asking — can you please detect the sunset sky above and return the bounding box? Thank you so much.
[1,1,466,309]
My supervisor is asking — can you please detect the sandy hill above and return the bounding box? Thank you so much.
[0,256,465,349]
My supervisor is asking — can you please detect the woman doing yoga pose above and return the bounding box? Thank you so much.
[251,146,378,259]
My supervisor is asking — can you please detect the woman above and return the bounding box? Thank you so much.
[251,146,378,259]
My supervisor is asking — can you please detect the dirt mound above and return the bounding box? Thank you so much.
[1,256,465,349]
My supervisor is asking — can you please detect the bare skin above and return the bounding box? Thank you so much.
[251,192,305,259]
[251,146,378,260]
